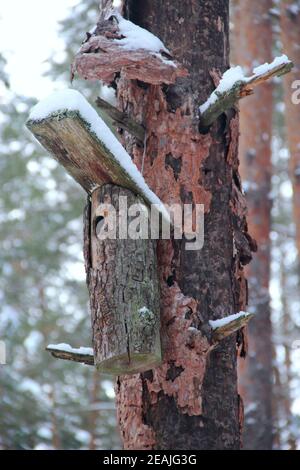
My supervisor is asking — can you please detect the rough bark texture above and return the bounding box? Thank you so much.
[84,184,161,374]
[280,1,300,261]
[80,0,252,449]
[235,0,273,450]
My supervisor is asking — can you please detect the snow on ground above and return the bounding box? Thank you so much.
[28,89,170,221]
[47,343,94,355]
[209,311,252,330]
[199,55,291,115]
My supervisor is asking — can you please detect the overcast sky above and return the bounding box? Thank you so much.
[0,0,81,99]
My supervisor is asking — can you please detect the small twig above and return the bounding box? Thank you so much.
[96,96,146,144]
[141,131,147,175]
[210,313,255,343]
[46,346,95,366]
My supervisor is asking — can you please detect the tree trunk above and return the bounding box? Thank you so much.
[280,1,300,262]
[234,0,273,450]
[100,0,251,449]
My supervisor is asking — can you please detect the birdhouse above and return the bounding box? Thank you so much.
[26,89,164,374]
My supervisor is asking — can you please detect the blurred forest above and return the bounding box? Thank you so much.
[0,0,300,449]
[0,0,121,450]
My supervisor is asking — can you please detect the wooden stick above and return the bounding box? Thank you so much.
[210,313,254,343]
[46,346,94,366]
[96,96,145,144]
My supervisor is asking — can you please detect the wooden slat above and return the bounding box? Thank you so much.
[26,111,153,206]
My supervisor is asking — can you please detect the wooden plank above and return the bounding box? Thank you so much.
[26,111,153,207]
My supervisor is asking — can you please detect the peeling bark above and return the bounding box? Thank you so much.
[73,14,187,86]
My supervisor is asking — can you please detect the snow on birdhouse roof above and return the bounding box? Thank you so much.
[28,89,170,221]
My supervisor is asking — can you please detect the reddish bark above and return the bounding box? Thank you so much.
[235,0,273,450]
[81,0,253,449]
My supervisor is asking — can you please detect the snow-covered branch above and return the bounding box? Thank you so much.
[199,55,293,127]
[73,11,187,85]
[210,311,254,343]
[46,344,94,366]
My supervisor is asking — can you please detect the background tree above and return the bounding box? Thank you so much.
[233,0,273,450]
[280,0,300,261]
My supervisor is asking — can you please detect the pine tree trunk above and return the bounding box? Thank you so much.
[280,1,300,261]
[103,0,251,449]
[234,0,273,450]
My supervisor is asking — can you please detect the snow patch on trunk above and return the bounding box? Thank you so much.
[113,12,169,54]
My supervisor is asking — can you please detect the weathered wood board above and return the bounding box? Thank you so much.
[26,111,156,210]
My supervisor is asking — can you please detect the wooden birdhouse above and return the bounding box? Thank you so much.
[26,89,166,374]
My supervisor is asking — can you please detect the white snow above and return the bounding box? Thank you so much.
[199,55,291,115]
[139,306,150,315]
[47,343,94,356]
[113,12,169,54]
[209,311,252,330]
[242,181,259,193]
[287,3,300,16]
[188,326,199,332]
[28,89,170,221]
[199,66,246,114]
[252,54,290,76]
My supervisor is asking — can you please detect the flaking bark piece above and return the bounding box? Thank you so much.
[73,13,188,85]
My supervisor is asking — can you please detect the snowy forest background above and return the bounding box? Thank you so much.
[1,0,300,449]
